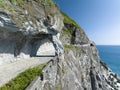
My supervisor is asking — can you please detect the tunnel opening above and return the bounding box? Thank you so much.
[29,34,56,57]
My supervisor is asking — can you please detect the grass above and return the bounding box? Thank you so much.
[0,63,46,90]
[62,27,71,36]
[61,11,80,28]
[64,44,75,50]
[0,0,6,8]
[45,0,54,6]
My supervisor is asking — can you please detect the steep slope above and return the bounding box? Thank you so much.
[36,11,120,90]
[0,0,120,90]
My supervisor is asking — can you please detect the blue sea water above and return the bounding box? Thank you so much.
[97,45,120,76]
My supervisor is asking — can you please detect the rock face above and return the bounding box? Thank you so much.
[0,0,120,90]
[38,13,120,90]
[0,0,63,65]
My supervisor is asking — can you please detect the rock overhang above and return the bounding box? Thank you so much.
[0,1,64,65]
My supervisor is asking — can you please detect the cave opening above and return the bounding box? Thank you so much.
[29,34,56,57]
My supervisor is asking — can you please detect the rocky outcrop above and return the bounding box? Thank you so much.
[38,46,120,90]
[60,12,89,45]
[0,0,63,65]
[26,45,120,90]
[0,0,120,90]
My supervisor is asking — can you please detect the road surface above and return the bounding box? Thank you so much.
[0,57,53,87]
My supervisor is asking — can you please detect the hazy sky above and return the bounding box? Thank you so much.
[54,0,120,45]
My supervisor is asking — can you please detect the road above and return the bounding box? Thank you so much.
[0,57,53,87]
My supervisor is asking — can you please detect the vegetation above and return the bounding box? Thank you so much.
[45,0,54,6]
[56,83,61,90]
[62,27,71,36]
[61,12,82,44]
[64,44,75,50]
[0,63,46,90]
[61,11,80,28]
[0,0,55,9]
[0,0,6,8]
[10,0,24,7]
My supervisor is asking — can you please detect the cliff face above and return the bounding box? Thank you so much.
[38,14,120,90]
[40,45,120,90]
[0,0,120,90]
[0,0,63,65]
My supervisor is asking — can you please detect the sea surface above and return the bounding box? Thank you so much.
[97,45,120,76]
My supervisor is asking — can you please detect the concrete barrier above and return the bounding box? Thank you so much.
[25,76,41,90]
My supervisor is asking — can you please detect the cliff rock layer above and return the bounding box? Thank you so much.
[0,0,120,90]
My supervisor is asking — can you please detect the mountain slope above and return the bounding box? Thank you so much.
[38,11,120,90]
[0,0,120,90]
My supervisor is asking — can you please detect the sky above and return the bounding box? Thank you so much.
[54,0,120,45]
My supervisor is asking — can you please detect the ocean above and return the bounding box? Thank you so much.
[97,45,120,76]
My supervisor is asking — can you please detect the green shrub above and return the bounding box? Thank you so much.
[0,63,46,90]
